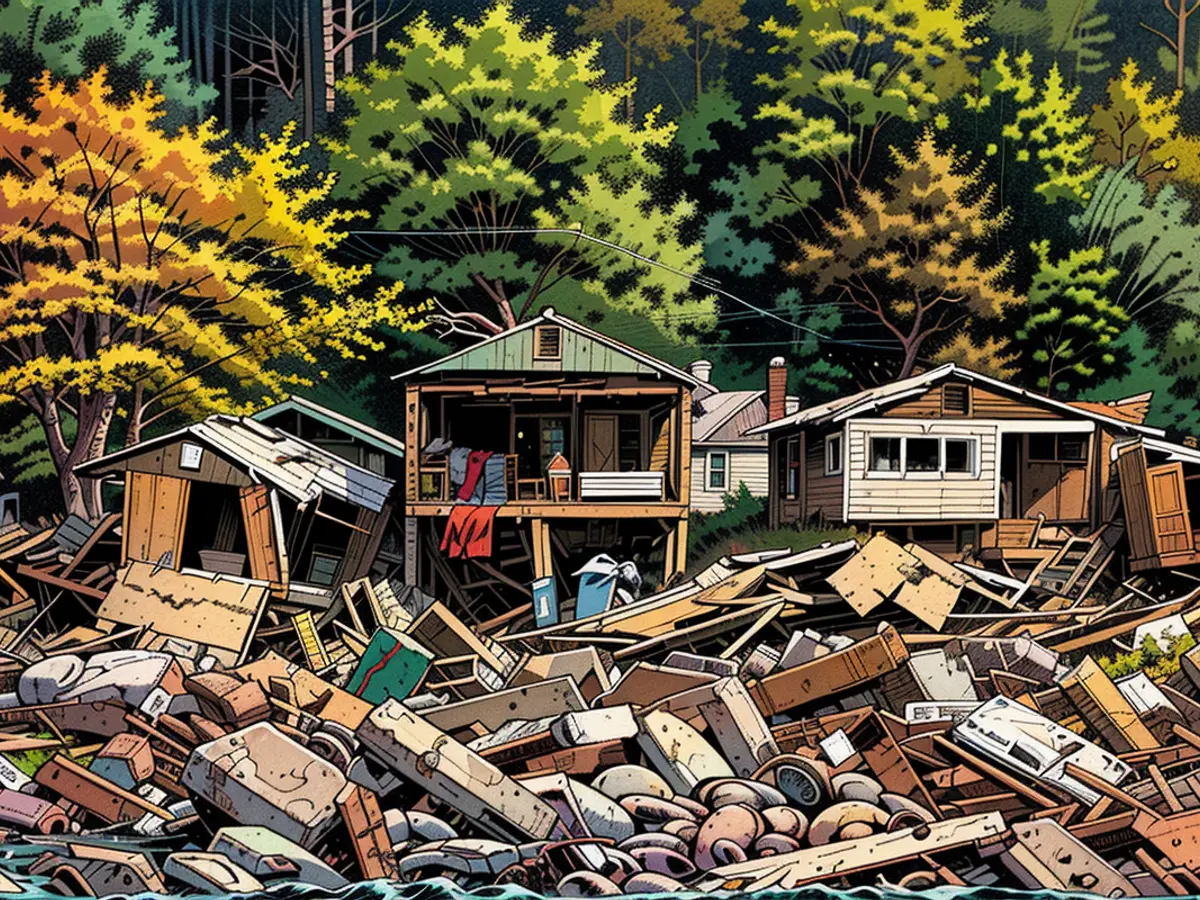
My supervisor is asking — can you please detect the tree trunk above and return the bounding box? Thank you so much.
[41,392,117,521]
[302,0,315,137]
[694,21,702,103]
[190,0,202,86]
[370,0,378,58]
[223,0,232,128]
[323,0,336,112]
[342,0,354,74]
[1178,1,1188,92]
[624,16,634,122]
[203,0,215,86]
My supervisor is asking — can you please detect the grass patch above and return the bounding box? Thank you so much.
[1099,632,1196,681]
[687,484,858,575]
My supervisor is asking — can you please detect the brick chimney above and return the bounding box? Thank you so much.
[767,357,788,422]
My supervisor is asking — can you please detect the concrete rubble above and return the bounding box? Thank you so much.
[1,518,1200,896]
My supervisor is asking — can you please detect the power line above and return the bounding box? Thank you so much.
[347,226,887,350]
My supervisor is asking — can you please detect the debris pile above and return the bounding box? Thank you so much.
[2,522,1200,896]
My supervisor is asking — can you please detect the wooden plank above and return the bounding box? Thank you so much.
[15,565,107,601]
[1060,656,1159,752]
[240,485,284,595]
[338,784,398,879]
[60,513,119,578]
[933,735,1062,809]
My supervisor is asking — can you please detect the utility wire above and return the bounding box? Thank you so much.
[347,226,889,350]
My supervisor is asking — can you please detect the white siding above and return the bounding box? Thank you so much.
[846,420,998,521]
[690,448,769,513]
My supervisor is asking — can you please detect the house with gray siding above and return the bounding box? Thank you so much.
[686,360,769,513]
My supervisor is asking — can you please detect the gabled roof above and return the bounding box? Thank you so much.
[252,395,405,457]
[392,308,702,388]
[76,415,395,512]
[746,364,1166,438]
[693,390,767,445]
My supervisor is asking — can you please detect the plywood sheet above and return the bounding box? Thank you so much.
[98,561,269,664]
[827,536,911,616]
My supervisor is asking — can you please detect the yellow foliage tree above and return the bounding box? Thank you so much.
[1091,59,1200,189]
[0,72,422,519]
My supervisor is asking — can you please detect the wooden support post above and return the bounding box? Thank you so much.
[531,519,552,580]
[403,516,419,587]
[663,517,689,586]
[677,387,692,505]
[404,386,420,506]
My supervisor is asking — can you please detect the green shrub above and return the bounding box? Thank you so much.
[1099,632,1196,681]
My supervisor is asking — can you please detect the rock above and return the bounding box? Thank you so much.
[709,838,748,866]
[693,804,763,869]
[618,833,690,855]
[807,801,890,846]
[557,871,622,896]
[571,779,636,843]
[385,808,458,844]
[761,806,808,839]
[627,847,696,880]
[754,833,801,856]
[618,795,698,825]
[832,772,884,805]
[879,792,936,823]
[660,819,699,844]
[699,778,788,811]
[592,765,672,801]
[622,872,688,893]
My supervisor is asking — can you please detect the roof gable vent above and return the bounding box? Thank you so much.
[534,324,562,361]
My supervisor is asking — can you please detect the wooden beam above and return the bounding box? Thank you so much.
[60,513,119,578]
[15,565,107,600]
[405,501,690,519]
[530,519,552,580]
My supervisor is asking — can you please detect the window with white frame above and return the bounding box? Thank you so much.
[825,434,843,475]
[706,451,728,490]
[868,435,979,476]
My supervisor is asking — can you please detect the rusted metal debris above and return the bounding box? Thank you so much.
[0,515,1199,897]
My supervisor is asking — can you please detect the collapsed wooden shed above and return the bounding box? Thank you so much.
[75,415,398,599]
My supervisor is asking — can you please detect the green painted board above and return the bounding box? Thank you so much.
[347,628,433,704]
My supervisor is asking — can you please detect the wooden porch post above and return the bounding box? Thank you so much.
[531,518,553,579]
[678,387,692,505]
[664,515,688,586]
[403,384,421,587]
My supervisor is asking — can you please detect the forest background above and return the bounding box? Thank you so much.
[0,0,1198,519]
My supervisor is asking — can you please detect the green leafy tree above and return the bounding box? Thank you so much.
[790,132,1020,380]
[0,0,214,117]
[1073,162,1200,318]
[567,0,687,120]
[684,0,747,103]
[757,0,986,204]
[1015,242,1129,396]
[1083,325,1200,433]
[989,0,1113,82]
[331,4,715,345]
[963,49,1100,206]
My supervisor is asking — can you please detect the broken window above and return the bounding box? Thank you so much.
[907,438,940,472]
[825,434,843,475]
[1029,433,1089,463]
[707,452,728,490]
[307,548,342,586]
[869,437,902,472]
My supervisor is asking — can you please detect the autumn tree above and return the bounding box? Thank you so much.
[568,0,686,120]
[1015,242,1129,396]
[0,72,419,519]
[1091,60,1200,188]
[757,0,986,204]
[684,0,747,103]
[330,4,715,344]
[790,133,1020,380]
[0,0,213,116]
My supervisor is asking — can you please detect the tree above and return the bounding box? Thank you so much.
[757,0,986,203]
[567,0,687,120]
[0,0,214,117]
[0,72,419,518]
[684,0,747,103]
[1091,59,1200,189]
[330,4,714,344]
[963,49,1100,206]
[1140,0,1200,92]
[1073,162,1200,318]
[1015,242,1129,396]
[989,0,1113,83]
[790,132,1020,380]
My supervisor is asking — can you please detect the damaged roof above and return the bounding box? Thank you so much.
[392,308,703,388]
[693,390,767,445]
[747,363,1167,437]
[76,415,395,512]
[251,395,405,458]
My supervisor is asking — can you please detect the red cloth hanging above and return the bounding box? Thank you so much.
[440,506,499,559]
[456,450,495,502]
